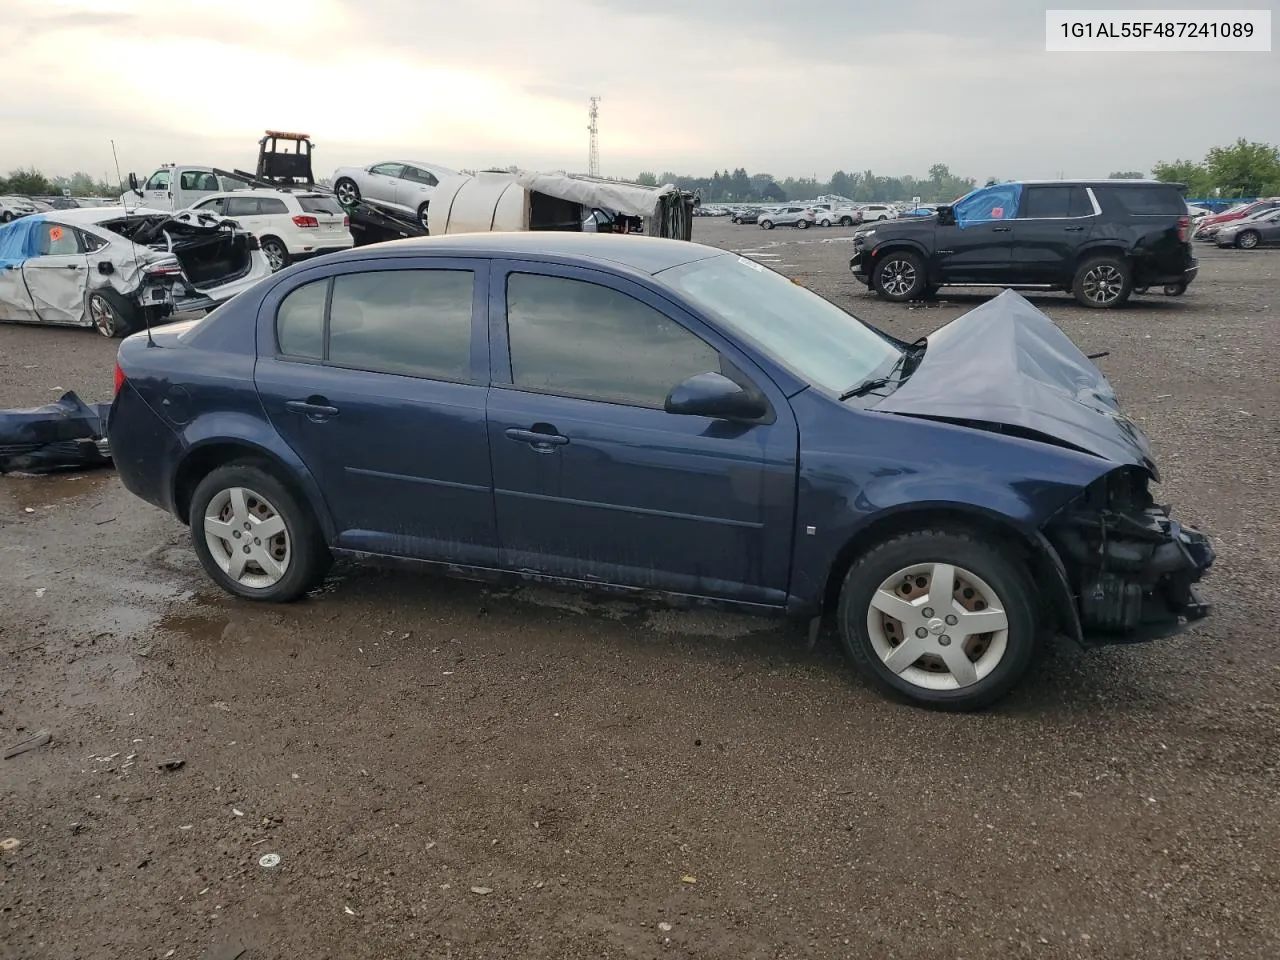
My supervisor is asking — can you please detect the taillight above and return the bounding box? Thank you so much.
[113,361,126,395]
[343,216,350,227]
[292,215,319,228]
[1177,216,1190,242]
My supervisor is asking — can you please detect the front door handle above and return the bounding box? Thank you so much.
[66,264,81,269]
[1064,226,1085,232]
[992,226,1011,233]
[285,397,339,422]
[505,427,569,452]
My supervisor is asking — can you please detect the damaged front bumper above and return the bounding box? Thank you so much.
[1047,468,1215,646]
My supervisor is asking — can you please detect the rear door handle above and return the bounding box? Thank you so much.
[993,226,1011,232]
[1064,226,1085,232]
[505,427,568,452]
[285,398,339,421]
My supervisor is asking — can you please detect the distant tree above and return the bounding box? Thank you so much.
[1108,171,1144,179]
[760,180,786,202]
[828,170,853,197]
[4,167,52,196]
[928,163,950,185]
[729,167,752,199]
[635,171,658,186]
[1151,159,1214,195]
[1205,138,1280,196]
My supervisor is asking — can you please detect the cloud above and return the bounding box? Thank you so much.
[0,0,1277,182]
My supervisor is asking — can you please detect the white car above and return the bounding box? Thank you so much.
[858,203,897,221]
[331,160,460,229]
[759,205,817,229]
[187,189,353,272]
[809,202,863,227]
[0,196,38,222]
[0,206,270,337]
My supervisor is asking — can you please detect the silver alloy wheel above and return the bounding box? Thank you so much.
[203,486,291,589]
[1081,263,1124,304]
[88,294,117,337]
[866,562,1010,690]
[1238,231,1260,249]
[419,205,430,229]
[335,180,357,205]
[262,240,286,272]
[879,258,918,297]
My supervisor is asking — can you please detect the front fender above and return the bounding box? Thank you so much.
[175,412,336,541]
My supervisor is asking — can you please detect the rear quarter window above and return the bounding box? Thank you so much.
[258,198,290,215]
[1097,185,1186,216]
[276,279,327,359]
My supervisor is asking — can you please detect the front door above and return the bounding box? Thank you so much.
[21,221,89,324]
[253,258,497,565]
[142,169,173,210]
[366,163,406,206]
[1010,184,1096,283]
[0,258,37,323]
[485,262,799,605]
[935,183,1022,282]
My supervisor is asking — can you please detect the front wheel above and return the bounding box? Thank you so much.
[417,202,430,230]
[1072,256,1132,308]
[871,250,927,301]
[0,211,13,223]
[836,530,1038,711]
[260,237,290,272]
[796,219,810,229]
[189,462,332,602]
[820,218,832,227]
[839,216,854,227]
[760,219,774,230]
[1236,230,1261,249]
[334,178,360,205]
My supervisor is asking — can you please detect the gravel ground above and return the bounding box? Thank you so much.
[1,222,1278,960]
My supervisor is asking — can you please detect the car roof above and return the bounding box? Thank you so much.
[1014,179,1179,187]
[330,232,725,275]
[39,206,161,225]
[193,189,303,201]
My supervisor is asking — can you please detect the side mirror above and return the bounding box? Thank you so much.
[936,205,956,226]
[127,173,141,194]
[664,372,767,422]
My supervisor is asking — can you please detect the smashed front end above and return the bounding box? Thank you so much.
[1045,466,1214,644]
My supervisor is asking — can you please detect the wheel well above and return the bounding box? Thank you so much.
[1074,246,1128,270]
[173,443,311,526]
[820,507,1067,627]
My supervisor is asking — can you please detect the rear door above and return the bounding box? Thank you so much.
[20,220,89,324]
[1010,185,1095,283]
[395,166,439,215]
[224,195,268,236]
[484,262,799,604]
[253,257,496,564]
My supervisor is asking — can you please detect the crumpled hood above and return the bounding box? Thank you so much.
[871,290,1157,475]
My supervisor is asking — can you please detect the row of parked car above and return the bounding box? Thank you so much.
[0,194,122,221]
[1190,196,1280,248]
[720,202,905,229]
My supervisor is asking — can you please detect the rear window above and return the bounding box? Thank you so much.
[1096,185,1186,216]
[298,195,344,215]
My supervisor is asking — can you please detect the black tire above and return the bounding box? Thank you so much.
[188,461,332,602]
[1236,230,1261,250]
[871,250,927,301]
[1164,283,1187,296]
[836,529,1038,711]
[87,288,138,339]
[417,202,430,230]
[1133,286,1149,295]
[820,218,832,228]
[876,214,888,221]
[260,236,290,273]
[0,211,13,223]
[334,177,360,206]
[1072,255,1132,309]
[796,219,810,229]
[839,216,854,227]
[760,219,774,230]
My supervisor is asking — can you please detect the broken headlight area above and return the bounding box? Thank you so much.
[1046,466,1214,642]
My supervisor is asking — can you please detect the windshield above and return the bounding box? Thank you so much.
[656,253,901,393]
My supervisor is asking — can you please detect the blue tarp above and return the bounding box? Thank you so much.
[0,214,46,270]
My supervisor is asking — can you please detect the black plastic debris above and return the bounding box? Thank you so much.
[0,391,112,474]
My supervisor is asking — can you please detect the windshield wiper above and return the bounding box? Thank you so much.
[839,338,926,401]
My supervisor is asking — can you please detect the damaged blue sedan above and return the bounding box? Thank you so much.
[106,233,1214,710]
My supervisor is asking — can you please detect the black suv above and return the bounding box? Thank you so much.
[849,180,1197,308]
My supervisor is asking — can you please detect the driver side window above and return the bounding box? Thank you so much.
[144,170,171,191]
[954,184,1023,226]
[370,163,405,178]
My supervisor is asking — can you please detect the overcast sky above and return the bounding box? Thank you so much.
[1,0,1276,184]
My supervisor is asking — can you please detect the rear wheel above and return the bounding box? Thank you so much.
[260,236,290,272]
[760,219,774,230]
[839,216,854,226]
[820,218,832,227]
[1072,256,1132,308]
[189,462,332,602]
[1164,283,1187,296]
[417,202,430,230]
[872,250,927,301]
[836,530,1038,711]
[87,289,138,339]
[1236,230,1261,249]
[334,178,360,205]
[796,218,810,229]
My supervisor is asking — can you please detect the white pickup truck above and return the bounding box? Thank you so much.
[120,165,241,212]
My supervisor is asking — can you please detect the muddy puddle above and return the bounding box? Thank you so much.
[1,468,115,512]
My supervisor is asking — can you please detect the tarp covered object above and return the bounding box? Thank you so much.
[0,391,112,474]
[0,214,46,269]
[513,173,678,220]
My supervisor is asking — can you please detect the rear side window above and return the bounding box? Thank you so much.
[298,195,344,215]
[327,270,474,381]
[276,279,327,359]
[1097,185,1186,216]
[505,273,719,408]
[225,197,260,217]
[1020,186,1092,218]
[258,197,289,215]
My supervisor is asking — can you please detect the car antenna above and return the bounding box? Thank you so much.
[111,139,155,347]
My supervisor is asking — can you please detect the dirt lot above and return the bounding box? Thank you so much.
[2,221,1278,960]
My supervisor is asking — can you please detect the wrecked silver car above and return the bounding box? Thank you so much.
[0,207,271,338]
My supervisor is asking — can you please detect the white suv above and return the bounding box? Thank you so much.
[0,196,38,222]
[858,203,897,222]
[186,189,354,272]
